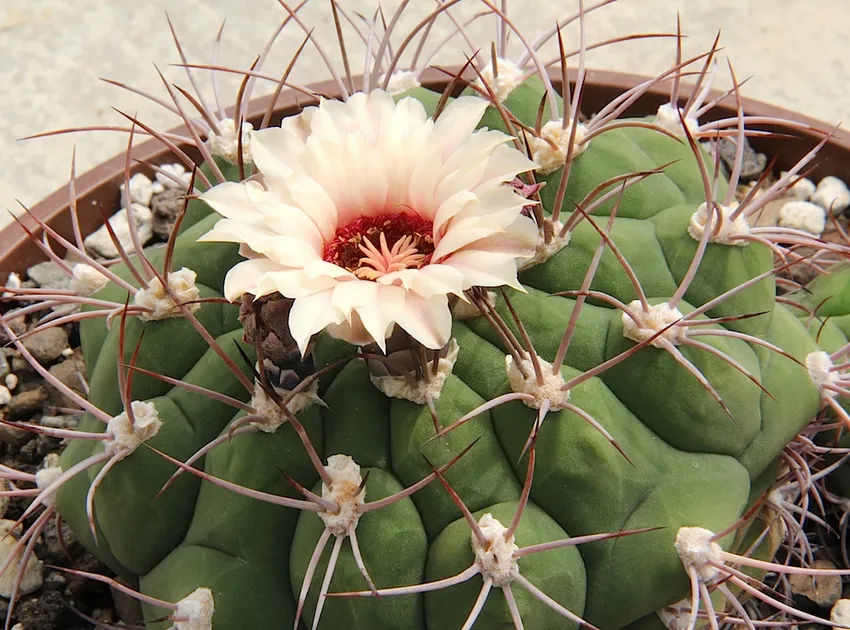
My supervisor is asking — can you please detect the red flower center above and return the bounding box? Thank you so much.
[323,213,435,280]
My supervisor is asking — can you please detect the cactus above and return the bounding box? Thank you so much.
[3,2,850,629]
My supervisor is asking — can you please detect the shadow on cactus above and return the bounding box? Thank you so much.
[3,1,850,629]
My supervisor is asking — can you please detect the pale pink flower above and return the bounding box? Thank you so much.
[200,90,538,353]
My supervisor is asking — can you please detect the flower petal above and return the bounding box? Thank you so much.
[432,96,489,159]
[394,292,452,350]
[443,249,527,291]
[221,258,281,301]
[289,290,347,356]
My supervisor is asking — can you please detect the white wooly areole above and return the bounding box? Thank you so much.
[474,57,526,103]
[806,345,850,427]
[527,118,590,175]
[672,525,850,628]
[134,268,202,322]
[687,202,750,246]
[206,119,255,165]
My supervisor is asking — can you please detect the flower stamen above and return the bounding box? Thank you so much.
[323,213,435,280]
[356,232,427,279]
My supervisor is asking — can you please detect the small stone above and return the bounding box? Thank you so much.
[0,386,10,405]
[0,353,9,379]
[0,480,8,519]
[42,570,66,591]
[4,374,17,391]
[0,421,32,447]
[0,519,43,597]
[11,623,22,630]
[10,357,33,375]
[0,316,26,346]
[718,136,768,181]
[0,271,21,297]
[119,172,155,206]
[151,188,186,239]
[84,204,153,258]
[47,353,87,409]
[750,197,785,228]
[780,171,816,201]
[155,163,190,189]
[832,599,850,630]
[39,415,78,429]
[1,272,21,299]
[6,387,48,421]
[26,261,70,292]
[111,582,145,626]
[778,200,827,236]
[21,328,69,364]
[92,608,114,624]
[789,559,842,607]
[812,175,850,213]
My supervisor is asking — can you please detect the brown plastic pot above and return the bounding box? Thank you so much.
[2,68,848,280]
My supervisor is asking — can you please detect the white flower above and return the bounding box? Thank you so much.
[200,90,538,353]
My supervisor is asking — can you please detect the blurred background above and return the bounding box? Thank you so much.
[1,0,847,228]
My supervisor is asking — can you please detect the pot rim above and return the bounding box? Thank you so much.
[2,67,848,278]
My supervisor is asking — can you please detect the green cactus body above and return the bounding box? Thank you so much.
[54,77,847,630]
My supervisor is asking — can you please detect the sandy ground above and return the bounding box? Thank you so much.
[1,0,847,230]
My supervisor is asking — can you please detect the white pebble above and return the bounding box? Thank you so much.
[4,374,17,391]
[0,519,42,597]
[155,163,191,190]
[832,599,850,630]
[84,204,153,258]
[778,200,826,237]
[119,172,155,206]
[0,386,10,406]
[811,175,850,213]
[1,272,21,299]
[780,171,816,201]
